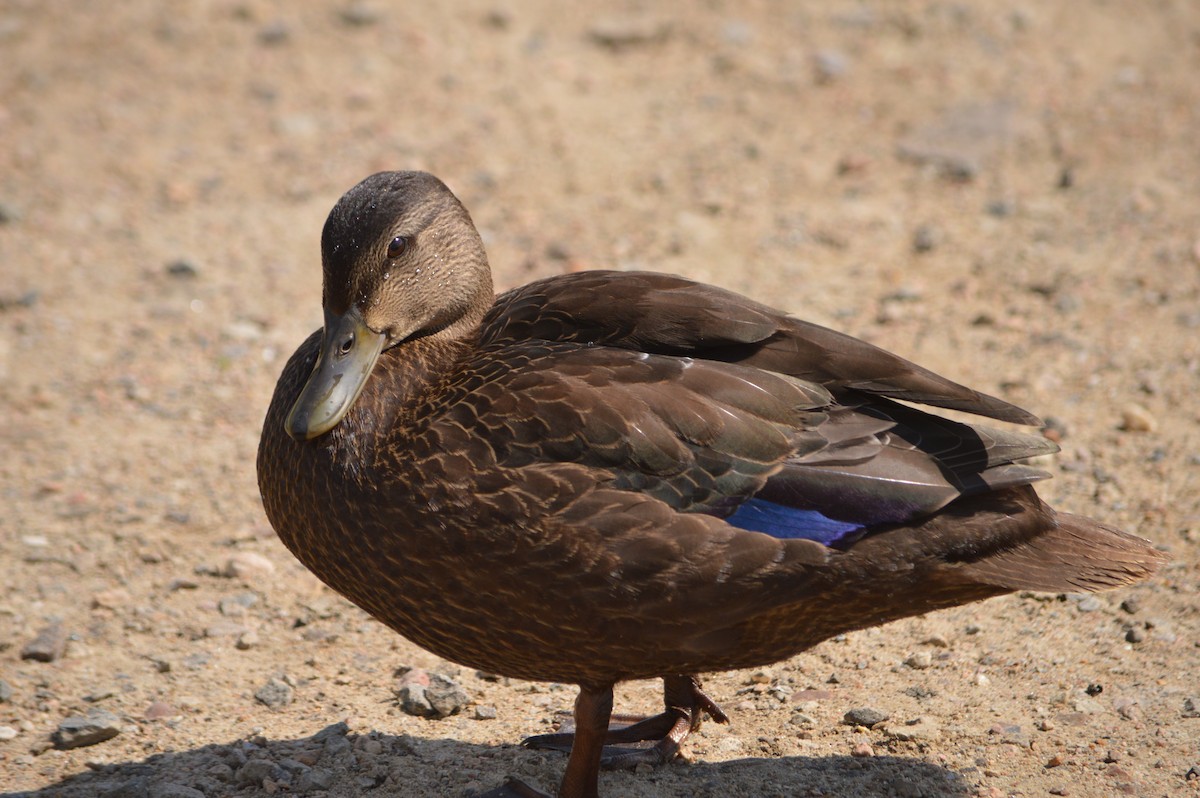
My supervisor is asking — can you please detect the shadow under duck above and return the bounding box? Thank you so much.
[258,171,1165,798]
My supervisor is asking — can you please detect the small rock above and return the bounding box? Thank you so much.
[257,20,290,45]
[1113,697,1140,720]
[1125,626,1146,643]
[92,588,132,610]
[0,679,11,702]
[398,673,470,718]
[222,552,275,580]
[219,592,259,616]
[237,630,260,650]
[1076,595,1102,613]
[165,259,198,279]
[1046,754,1063,767]
[897,100,1019,181]
[298,768,334,791]
[236,758,281,786]
[1120,598,1140,615]
[790,689,833,702]
[53,709,122,749]
[905,651,932,670]
[255,678,294,709]
[144,702,177,721]
[851,741,873,757]
[0,726,17,740]
[813,49,850,83]
[922,634,950,648]
[21,622,68,662]
[587,16,671,50]
[1183,697,1200,718]
[339,2,381,26]
[473,705,497,720]
[912,224,941,253]
[149,784,205,798]
[1119,404,1157,433]
[843,707,889,727]
[205,620,249,638]
[883,716,941,742]
[0,201,22,224]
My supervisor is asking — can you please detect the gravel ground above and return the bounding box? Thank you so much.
[2,2,1198,797]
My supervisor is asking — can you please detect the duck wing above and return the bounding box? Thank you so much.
[481,270,1038,425]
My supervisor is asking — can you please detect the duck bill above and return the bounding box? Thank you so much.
[285,307,386,441]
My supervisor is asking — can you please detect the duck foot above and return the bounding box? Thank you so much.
[477,778,551,798]
[523,675,729,770]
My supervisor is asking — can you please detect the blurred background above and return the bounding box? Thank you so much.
[2,2,1197,796]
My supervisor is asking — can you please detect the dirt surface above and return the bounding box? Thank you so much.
[2,2,1198,797]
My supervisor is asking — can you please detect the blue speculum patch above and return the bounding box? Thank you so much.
[726,498,864,546]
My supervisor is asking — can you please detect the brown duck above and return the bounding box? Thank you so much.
[258,171,1165,798]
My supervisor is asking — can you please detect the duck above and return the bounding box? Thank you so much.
[257,171,1165,798]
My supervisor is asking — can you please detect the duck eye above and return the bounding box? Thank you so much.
[338,333,355,355]
[386,236,408,258]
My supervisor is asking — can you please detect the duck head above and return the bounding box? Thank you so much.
[285,171,493,441]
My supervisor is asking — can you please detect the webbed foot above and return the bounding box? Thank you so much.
[522,675,728,770]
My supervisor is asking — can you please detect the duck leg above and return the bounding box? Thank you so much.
[484,683,614,798]
[523,675,728,770]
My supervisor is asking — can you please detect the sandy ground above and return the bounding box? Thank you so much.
[2,2,1198,796]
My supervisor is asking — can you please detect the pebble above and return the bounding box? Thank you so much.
[1113,697,1140,720]
[1182,697,1200,718]
[150,784,205,798]
[790,688,833,702]
[473,705,497,720]
[257,20,290,45]
[851,741,874,757]
[255,677,295,709]
[1119,404,1157,433]
[21,621,68,662]
[904,651,933,669]
[587,16,671,50]
[0,678,13,702]
[1075,595,1102,613]
[53,708,122,749]
[1125,626,1146,643]
[237,758,282,786]
[92,588,132,610]
[339,2,381,26]
[165,259,198,279]
[922,634,949,648]
[222,552,276,580]
[897,100,1019,180]
[813,49,850,83]
[0,725,17,740]
[843,707,889,727]
[297,768,334,791]
[398,672,470,718]
[237,630,260,650]
[206,620,249,638]
[912,224,941,253]
[219,592,259,616]
[883,716,941,742]
[144,701,177,721]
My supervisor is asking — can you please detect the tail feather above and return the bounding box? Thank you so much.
[953,511,1168,593]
